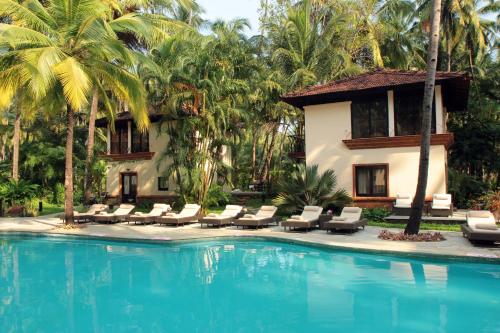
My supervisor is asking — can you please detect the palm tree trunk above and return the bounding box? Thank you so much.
[405,0,442,235]
[260,123,278,183]
[12,110,20,181]
[84,89,99,205]
[251,130,258,181]
[446,31,451,72]
[64,105,75,225]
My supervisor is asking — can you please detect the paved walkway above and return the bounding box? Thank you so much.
[1,215,499,261]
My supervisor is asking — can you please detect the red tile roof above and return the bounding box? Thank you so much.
[281,69,469,110]
[283,69,466,98]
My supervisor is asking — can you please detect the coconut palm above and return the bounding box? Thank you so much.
[0,0,149,223]
[273,164,351,213]
[406,0,442,234]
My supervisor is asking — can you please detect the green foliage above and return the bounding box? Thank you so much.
[362,208,392,222]
[0,179,39,206]
[273,164,351,213]
[448,170,489,208]
[51,183,65,205]
[204,185,230,208]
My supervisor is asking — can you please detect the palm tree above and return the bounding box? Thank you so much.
[0,0,149,224]
[405,0,442,235]
[273,164,351,213]
[82,0,187,204]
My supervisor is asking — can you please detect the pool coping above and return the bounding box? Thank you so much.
[2,230,499,264]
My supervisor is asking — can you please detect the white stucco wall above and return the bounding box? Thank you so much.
[304,88,448,198]
[105,122,176,198]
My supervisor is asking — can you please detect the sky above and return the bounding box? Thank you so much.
[197,0,262,36]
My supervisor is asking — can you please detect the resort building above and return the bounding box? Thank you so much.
[281,69,470,208]
[97,113,231,203]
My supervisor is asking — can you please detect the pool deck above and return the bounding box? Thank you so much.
[1,215,499,261]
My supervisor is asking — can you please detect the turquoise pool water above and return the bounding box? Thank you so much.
[0,235,498,333]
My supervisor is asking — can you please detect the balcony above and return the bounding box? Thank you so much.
[102,151,155,161]
[343,133,454,150]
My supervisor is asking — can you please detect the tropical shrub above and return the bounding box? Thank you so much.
[273,164,351,213]
[471,191,500,221]
[204,185,230,208]
[51,183,65,205]
[448,170,489,208]
[0,180,39,206]
[362,208,391,222]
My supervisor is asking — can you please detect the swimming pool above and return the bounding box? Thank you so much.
[0,234,498,332]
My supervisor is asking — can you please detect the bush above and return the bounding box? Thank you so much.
[204,185,230,208]
[273,164,351,213]
[362,208,391,222]
[471,191,500,221]
[51,183,65,205]
[0,180,40,207]
[448,170,489,208]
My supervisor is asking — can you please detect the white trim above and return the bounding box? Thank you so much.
[106,125,111,154]
[435,85,444,134]
[127,121,132,154]
[387,90,395,137]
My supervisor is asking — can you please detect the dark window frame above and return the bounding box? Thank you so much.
[351,94,389,139]
[110,123,128,155]
[353,164,389,197]
[158,177,169,191]
[394,89,436,136]
[131,124,149,153]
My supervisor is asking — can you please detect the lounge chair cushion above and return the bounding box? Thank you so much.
[339,207,362,222]
[394,194,412,208]
[291,215,304,220]
[475,223,498,231]
[432,194,452,209]
[207,213,218,217]
[467,210,496,229]
[256,206,278,218]
[242,214,257,219]
[332,217,347,221]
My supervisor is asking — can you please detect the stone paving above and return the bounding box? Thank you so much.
[1,215,499,261]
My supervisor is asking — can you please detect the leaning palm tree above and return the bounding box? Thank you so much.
[273,164,351,213]
[0,0,149,224]
[405,0,442,234]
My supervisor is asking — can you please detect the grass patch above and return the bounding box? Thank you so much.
[39,202,65,216]
[368,221,462,232]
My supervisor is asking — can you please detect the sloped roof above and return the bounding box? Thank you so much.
[281,69,470,111]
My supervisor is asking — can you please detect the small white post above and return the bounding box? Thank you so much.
[435,85,444,134]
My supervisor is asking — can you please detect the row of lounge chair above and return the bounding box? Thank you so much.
[393,193,453,217]
[74,202,498,244]
[72,203,366,233]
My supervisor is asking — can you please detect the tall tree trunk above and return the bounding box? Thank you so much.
[83,89,99,205]
[64,105,75,225]
[405,0,442,235]
[11,110,20,181]
[251,130,258,181]
[260,123,278,184]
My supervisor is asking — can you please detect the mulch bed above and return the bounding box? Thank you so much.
[378,230,446,242]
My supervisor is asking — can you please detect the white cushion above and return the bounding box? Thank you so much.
[467,211,496,228]
[395,194,412,207]
[475,223,498,231]
[339,207,362,222]
[332,217,347,221]
[291,215,303,220]
[256,206,277,218]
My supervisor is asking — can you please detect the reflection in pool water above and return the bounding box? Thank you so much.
[0,235,499,332]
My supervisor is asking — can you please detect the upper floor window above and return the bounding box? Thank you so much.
[395,91,436,136]
[110,123,128,154]
[351,95,388,139]
[131,124,149,153]
[110,122,149,154]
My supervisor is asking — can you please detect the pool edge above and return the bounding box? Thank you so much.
[1,230,499,264]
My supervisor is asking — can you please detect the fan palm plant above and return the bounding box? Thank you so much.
[0,0,149,223]
[273,164,351,213]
